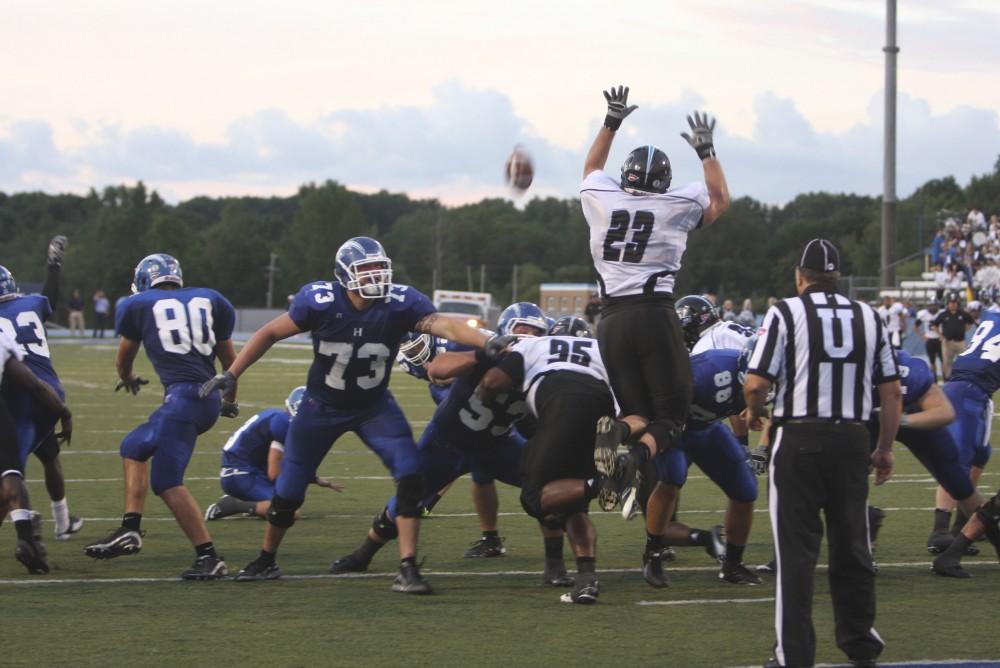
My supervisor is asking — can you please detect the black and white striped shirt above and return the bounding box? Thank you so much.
[747,287,899,421]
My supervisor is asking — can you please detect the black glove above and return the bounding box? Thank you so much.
[115,376,149,395]
[681,111,717,160]
[483,334,517,361]
[603,85,638,131]
[749,445,769,476]
[47,235,68,267]
[199,371,237,399]
[220,400,240,418]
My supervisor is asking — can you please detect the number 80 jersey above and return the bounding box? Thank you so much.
[580,170,709,298]
[116,287,236,387]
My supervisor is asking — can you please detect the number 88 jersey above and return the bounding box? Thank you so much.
[580,170,709,298]
[687,348,744,425]
[950,310,1000,395]
[116,287,235,387]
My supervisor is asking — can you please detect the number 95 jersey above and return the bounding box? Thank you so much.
[580,170,709,298]
[289,281,435,409]
[115,287,235,387]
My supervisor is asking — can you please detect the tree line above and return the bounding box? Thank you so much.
[2,157,999,318]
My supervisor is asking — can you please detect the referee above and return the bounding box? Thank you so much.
[743,239,902,668]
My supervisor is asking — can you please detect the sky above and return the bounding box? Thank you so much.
[1,0,999,206]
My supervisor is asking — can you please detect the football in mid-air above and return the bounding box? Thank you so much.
[504,146,534,193]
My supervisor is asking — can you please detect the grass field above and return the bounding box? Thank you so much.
[5,341,1000,667]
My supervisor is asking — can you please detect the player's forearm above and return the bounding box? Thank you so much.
[702,158,730,225]
[583,127,615,178]
[229,316,298,378]
[215,340,239,401]
[743,375,771,420]
[876,381,902,451]
[426,315,489,349]
[905,386,955,430]
[115,340,140,381]
[41,265,60,310]
[7,359,70,419]
[478,367,513,402]
[425,351,478,382]
[267,447,283,481]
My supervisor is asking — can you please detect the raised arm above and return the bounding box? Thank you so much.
[41,235,67,309]
[416,313,490,349]
[583,85,637,178]
[681,112,729,226]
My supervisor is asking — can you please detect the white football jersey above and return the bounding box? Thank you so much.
[915,309,940,339]
[508,335,612,415]
[878,302,905,333]
[580,170,709,298]
[0,331,24,384]
[692,321,755,355]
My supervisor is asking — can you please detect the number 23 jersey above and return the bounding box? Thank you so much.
[289,281,435,409]
[116,287,236,387]
[580,170,709,298]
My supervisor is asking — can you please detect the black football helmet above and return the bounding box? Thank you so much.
[548,316,593,338]
[675,295,719,350]
[621,145,671,194]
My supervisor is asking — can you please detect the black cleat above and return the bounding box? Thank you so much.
[705,524,725,563]
[642,549,669,588]
[661,546,677,562]
[181,554,229,580]
[720,561,763,585]
[543,559,574,587]
[594,417,637,512]
[560,575,599,604]
[84,527,144,559]
[867,506,886,548]
[931,556,971,579]
[15,538,50,574]
[755,560,776,574]
[329,552,370,574]
[463,535,506,558]
[392,561,432,595]
[926,528,953,554]
[235,557,281,581]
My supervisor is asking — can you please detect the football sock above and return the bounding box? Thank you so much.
[51,498,70,535]
[933,508,952,532]
[11,509,33,541]
[576,556,596,575]
[122,512,142,532]
[689,529,712,547]
[258,549,276,566]
[646,531,665,553]
[400,555,417,569]
[424,492,444,513]
[355,536,384,563]
[482,530,499,540]
[544,535,563,560]
[195,542,217,559]
[940,534,973,560]
[725,542,745,564]
[952,510,968,536]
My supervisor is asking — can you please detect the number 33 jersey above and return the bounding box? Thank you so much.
[116,287,236,387]
[580,170,709,298]
[289,281,435,409]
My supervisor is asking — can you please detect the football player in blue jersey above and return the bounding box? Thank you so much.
[925,309,999,554]
[0,331,73,574]
[84,253,238,580]
[0,236,84,542]
[627,345,762,587]
[205,386,343,521]
[201,237,509,592]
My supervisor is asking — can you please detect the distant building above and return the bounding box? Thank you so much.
[539,283,599,317]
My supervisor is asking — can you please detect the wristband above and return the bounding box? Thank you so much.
[604,115,623,131]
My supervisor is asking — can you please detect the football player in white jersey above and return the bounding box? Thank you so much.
[675,294,756,355]
[478,317,616,604]
[877,295,907,350]
[580,85,730,502]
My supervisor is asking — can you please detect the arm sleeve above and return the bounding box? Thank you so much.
[115,303,141,341]
[41,265,60,309]
[402,289,437,331]
[213,293,236,342]
[580,171,619,193]
[287,285,320,331]
[269,413,290,444]
[747,305,785,381]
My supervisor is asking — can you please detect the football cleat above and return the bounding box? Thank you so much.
[931,556,971,579]
[719,561,763,585]
[543,559,574,587]
[559,576,599,604]
[755,560,776,575]
[867,506,886,549]
[329,552,370,574]
[181,554,229,581]
[706,524,726,563]
[463,535,506,558]
[56,515,84,541]
[621,486,641,520]
[392,561,432,595]
[642,549,669,588]
[235,557,281,581]
[205,495,253,521]
[84,527,144,559]
[926,528,954,554]
[15,538,50,574]
[661,546,677,562]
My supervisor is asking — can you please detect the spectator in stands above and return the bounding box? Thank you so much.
[736,298,756,328]
[67,289,85,337]
[968,206,987,231]
[703,291,718,306]
[92,289,110,338]
[932,296,976,379]
[720,298,736,322]
[930,226,946,268]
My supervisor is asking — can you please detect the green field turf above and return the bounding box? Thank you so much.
[4,342,1000,667]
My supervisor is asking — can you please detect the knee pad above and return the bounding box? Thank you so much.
[371,507,399,541]
[394,474,424,518]
[267,494,302,529]
[646,420,683,453]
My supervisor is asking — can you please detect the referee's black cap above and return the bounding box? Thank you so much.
[798,238,840,273]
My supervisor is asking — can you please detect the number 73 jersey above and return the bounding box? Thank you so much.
[116,287,236,387]
[580,170,709,298]
[951,310,1000,394]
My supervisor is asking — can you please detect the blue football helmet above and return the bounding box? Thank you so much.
[548,316,593,338]
[285,386,307,417]
[334,236,393,299]
[0,265,18,302]
[497,302,548,336]
[676,294,719,350]
[132,253,184,293]
[398,331,437,367]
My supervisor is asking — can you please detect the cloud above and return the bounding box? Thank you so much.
[0,82,998,206]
